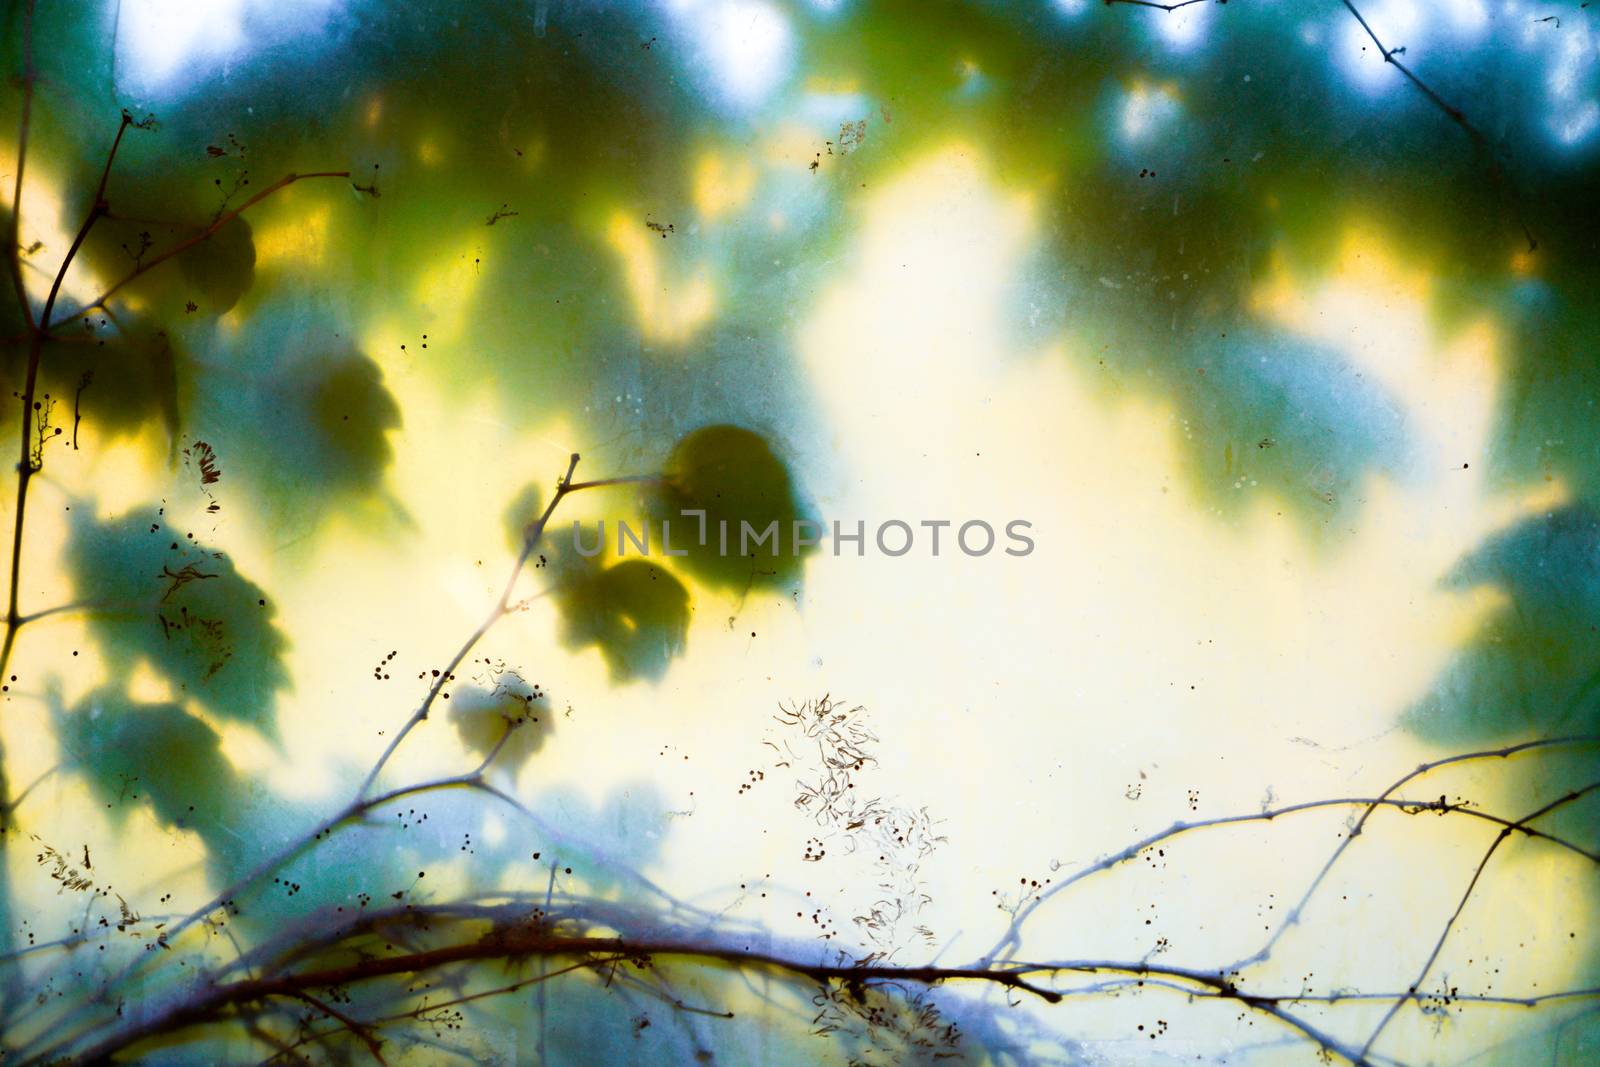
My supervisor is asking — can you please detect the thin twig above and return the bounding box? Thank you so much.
[1340,0,1536,251]
[356,452,581,797]
[982,736,1600,966]
[4,0,37,332]
[279,990,389,1066]
[58,170,352,321]
[1358,781,1600,1059]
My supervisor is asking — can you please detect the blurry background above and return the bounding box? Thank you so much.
[2,1,1599,1063]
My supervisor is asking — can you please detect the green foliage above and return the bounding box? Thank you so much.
[450,677,550,775]
[553,557,689,684]
[507,425,808,682]
[0,212,179,444]
[185,304,402,523]
[66,506,287,734]
[1406,507,1600,745]
[54,687,245,838]
[647,424,814,590]
[175,216,255,315]
[4,1,1600,1063]
[1489,291,1600,501]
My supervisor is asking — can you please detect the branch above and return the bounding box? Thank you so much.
[52,914,1421,1067]
[1339,0,1536,251]
[981,735,1600,965]
[278,990,389,1066]
[57,169,352,322]
[355,452,582,797]
[4,0,37,332]
[54,932,1050,1065]
[0,111,139,876]
[1232,735,1600,973]
[1358,780,1600,1059]
[1103,0,1214,10]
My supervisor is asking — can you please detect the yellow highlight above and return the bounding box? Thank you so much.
[604,211,715,346]
[410,238,487,344]
[693,152,757,222]
[1252,225,1500,481]
[761,123,830,170]
[252,203,330,267]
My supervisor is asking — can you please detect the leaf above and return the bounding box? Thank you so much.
[504,476,691,682]
[55,687,244,836]
[176,216,256,315]
[449,675,551,775]
[41,324,180,442]
[192,326,402,513]
[646,424,815,590]
[553,558,689,684]
[300,350,402,489]
[1405,506,1600,744]
[502,482,544,553]
[67,507,288,734]
[0,213,180,444]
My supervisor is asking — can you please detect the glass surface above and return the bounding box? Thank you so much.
[2,1,1598,1064]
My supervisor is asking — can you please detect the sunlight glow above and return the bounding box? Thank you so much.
[1119,81,1181,144]
[693,152,758,222]
[116,0,343,96]
[1337,0,1423,95]
[604,210,716,346]
[662,0,794,111]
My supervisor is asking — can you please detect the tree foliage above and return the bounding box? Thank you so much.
[1,1,1598,1065]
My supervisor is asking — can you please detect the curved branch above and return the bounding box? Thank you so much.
[355,451,581,797]
[981,737,1600,965]
[277,990,389,1067]
[1358,780,1600,1060]
[56,169,352,322]
[51,919,1407,1067]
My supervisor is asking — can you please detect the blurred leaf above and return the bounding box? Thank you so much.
[37,320,180,442]
[502,482,543,553]
[647,424,814,590]
[1167,326,1408,522]
[176,216,256,315]
[55,687,244,835]
[554,558,689,684]
[67,506,287,734]
[188,314,403,522]
[0,210,180,444]
[299,350,401,488]
[1405,505,1600,744]
[1488,286,1600,501]
[450,677,551,775]
[79,200,254,323]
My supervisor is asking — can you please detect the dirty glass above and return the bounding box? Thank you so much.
[1,0,1598,1064]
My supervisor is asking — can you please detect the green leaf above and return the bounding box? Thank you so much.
[554,558,689,684]
[502,482,544,553]
[67,506,288,734]
[176,216,256,315]
[300,350,402,489]
[55,687,244,836]
[0,212,180,445]
[191,323,402,515]
[646,424,814,591]
[1405,506,1600,745]
[449,674,551,775]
